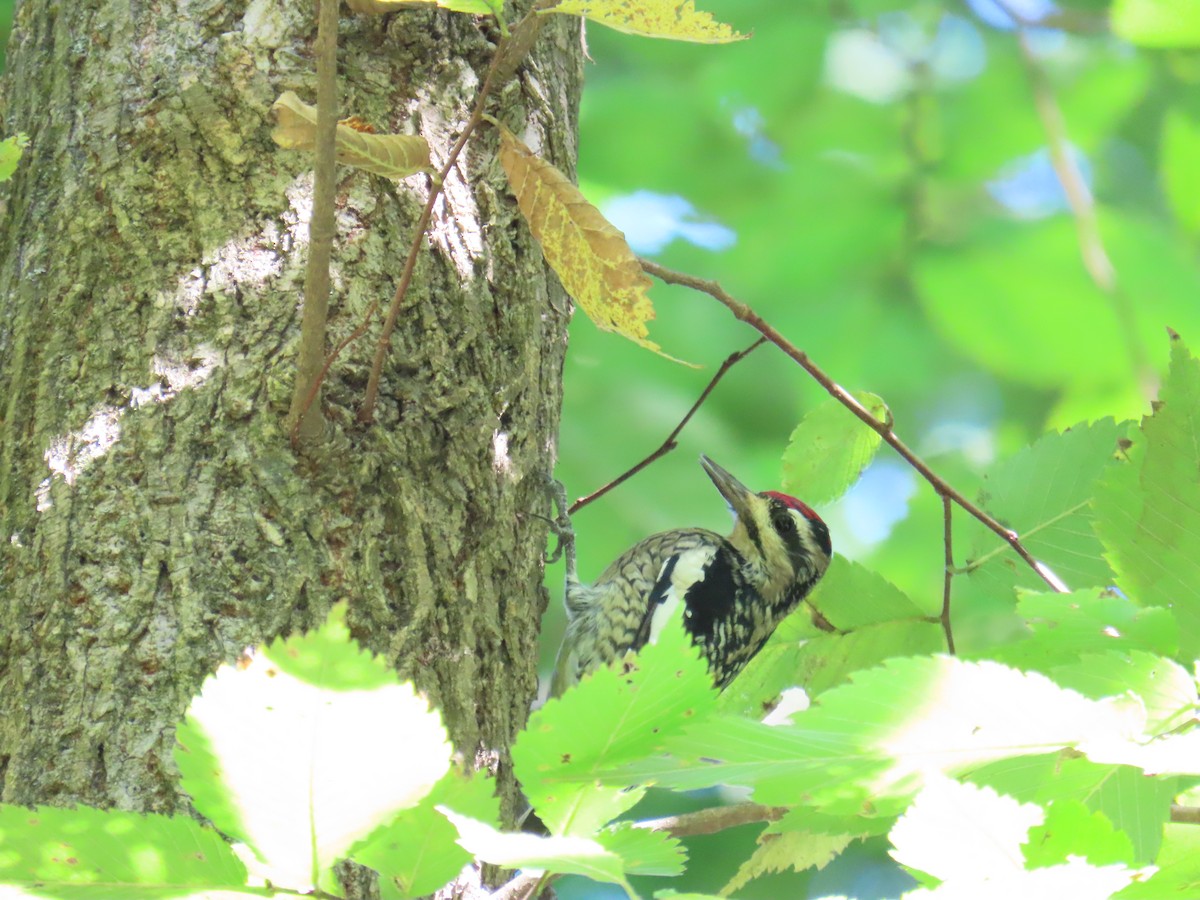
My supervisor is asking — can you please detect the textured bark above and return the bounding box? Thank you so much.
[0,0,581,826]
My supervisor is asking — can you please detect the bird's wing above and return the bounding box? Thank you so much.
[631,543,721,652]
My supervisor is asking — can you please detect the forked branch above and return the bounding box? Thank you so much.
[638,258,1066,596]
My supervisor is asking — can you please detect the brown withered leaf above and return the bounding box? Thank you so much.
[542,0,747,44]
[271,91,430,180]
[497,124,694,366]
[339,116,376,134]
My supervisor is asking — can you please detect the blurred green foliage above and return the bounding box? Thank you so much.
[547,3,1200,894]
[550,0,1200,648]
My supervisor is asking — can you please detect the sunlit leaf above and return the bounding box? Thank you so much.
[723,829,855,894]
[1050,651,1195,735]
[1093,337,1200,660]
[891,776,1148,898]
[1112,0,1200,46]
[963,418,1123,597]
[596,823,686,876]
[781,392,889,506]
[1023,801,1137,869]
[439,809,633,888]
[0,804,247,894]
[513,614,718,835]
[174,604,452,891]
[271,92,431,179]
[346,0,498,14]
[0,133,28,182]
[991,589,1179,674]
[540,0,747,43]
[496,122,693,366]
[595,657,1147,811]
[966,756,1177,863]
[349,767,500,899]
[1115,824,1200,898]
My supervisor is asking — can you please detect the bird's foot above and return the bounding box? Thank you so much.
[543,477,578,579]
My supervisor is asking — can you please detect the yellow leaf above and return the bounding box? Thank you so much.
[271,92,431,180]
[345,0,496,14]
[496,124,694,366]
[541,0,747,44]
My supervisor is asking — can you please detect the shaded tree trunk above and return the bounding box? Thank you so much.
[0,0,581,824]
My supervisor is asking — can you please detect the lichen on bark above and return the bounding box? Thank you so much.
[0,0,582,831]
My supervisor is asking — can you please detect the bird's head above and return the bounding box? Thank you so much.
[700,455,832,602]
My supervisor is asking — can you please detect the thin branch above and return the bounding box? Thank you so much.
[358,7,533,424]
[1005,8,1153,392]
[287,0,340,445]
[568,337,768,515]
[941,495,956,654]
[1172,804,1200,825]
[639,258,1066,594]
[487,872,542,900]
[635,802,786,837]
[357,64,497,422]
[289,4,547,430]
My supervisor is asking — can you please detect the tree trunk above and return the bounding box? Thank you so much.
[0,0,581,824]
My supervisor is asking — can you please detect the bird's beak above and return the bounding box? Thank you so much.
[700,455,756,522]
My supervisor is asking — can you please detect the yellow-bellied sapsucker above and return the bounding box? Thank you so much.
[549,456,832,696]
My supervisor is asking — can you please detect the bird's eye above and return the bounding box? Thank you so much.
[772,512,794,534]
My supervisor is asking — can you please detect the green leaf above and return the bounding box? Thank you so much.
[1093,338,1200,661]
[174,603,452,891]
[0,133,28,182]
[891,777,1145,895]
[964,418,1122,593]
[1112,0,1200,46]
[0,803,247,893]
[350,767,501,899]
[891,776,1044,883]
[1162,108,1200,235]
[1023,801,1137,869]
[1050,651,1196,734]
[541,0,747,44]
[723,829,855,894]
[967,756,1177,863]
[720,558,943,713]
[596,658,1148,815]
[1115,824,1200,898]
[991,589,1179,673]
[595,823,686,876]
[346,0,498,14]
[512,614,719,836]
[806,556,936,627]
[438,809,633,889]
[781,392,889,505]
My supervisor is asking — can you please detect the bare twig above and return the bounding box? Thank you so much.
[639,258,1066,594]
[1003,7,1153,392]
[287,3,547,429]
[487,872,543,900]
[358,2,546,423]
[568,337,768,514]
[287,0,340,445]
[1172,804,1200,825]
[941,495,956,654]
[634,801,786,837]
[357,42,504,423]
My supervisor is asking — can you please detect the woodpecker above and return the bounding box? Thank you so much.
[549,456,832,697]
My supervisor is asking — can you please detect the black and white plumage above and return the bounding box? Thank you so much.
[549,456,832,696]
